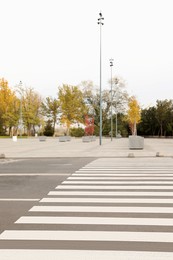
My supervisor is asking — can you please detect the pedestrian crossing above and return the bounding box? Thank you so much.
[1,158,173,259]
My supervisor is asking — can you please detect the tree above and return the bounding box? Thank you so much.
[42,97,59,136]
[19,87,43,136]
[43,119,54,136]
[0,78,19,135]
[58,84,88,134]
[155,99,173,136]
[110,77,128,115]
[80,78,128,136]
[127,96,141,135]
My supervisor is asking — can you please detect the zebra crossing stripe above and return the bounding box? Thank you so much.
[68,176,173,180]
[72,173,173,177]
[56,185,173,189]
[62,181,173,184]
[76,169,173,172]
[2,230,173,242]
[48,191,173,196]
[0,250,173,260]
[15,216,173,226]
[39,197,173,203]
[29,206,173,213]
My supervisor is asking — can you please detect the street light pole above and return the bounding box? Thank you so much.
[98,12,104,146]
[110,59,113,141]
[115,78,119,138]
[19,81,22,138]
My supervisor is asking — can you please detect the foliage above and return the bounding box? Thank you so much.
[80,78,128,136]
[70,127,85,137]
[0,78,19,136]
[127,96,141,135]
[43,120,54,136]
[18,86,43,136]
[138,99,173,137]
[155,100,173,137]
[58,84,88,134]
[138,107,158,136]
[42,97,59,136]
[2,76,173,138]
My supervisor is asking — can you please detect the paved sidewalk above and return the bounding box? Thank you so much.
[0,137,173,158]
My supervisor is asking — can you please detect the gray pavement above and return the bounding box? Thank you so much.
[1,137,173,259]
[0,137,173,158]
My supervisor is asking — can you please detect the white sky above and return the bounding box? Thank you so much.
[1,0,173,108]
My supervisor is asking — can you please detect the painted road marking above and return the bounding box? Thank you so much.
[0,250,173,260]
[40,197,173,203]
[29,206,173,213]
[16,216,173,226]
[72,173,173,177]
[56,185,173,189]
[68,176,173,180]
[62,181,173,184]
[48,190,173,196]
[2,230,173,242]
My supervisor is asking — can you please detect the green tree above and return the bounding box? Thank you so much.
[80,78,128,136]
[43,119,54,136]
[42,97,59,136]
[58,84,88,134]
[155,99,173,136]
[19,87,43,136]
[138,107,158,136]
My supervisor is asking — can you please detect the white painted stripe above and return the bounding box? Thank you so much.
[1,250,173,260]
[76,169,173,172]
[62,180,173,184]
[77,168,173,170]
[82,167,173,170]
[16,216,173,226]
[56,185,173,190]
[69,176,173,180]
[72,173,173,177]
[40,197,173,203]
[48,191,173,196]
[0,198,40,201]
[29,206,173,213]
[2,230,173,242]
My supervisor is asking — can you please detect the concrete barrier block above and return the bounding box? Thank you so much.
[129,135,144,150]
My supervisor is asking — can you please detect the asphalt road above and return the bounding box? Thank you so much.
[1,157,173,259]
[0,157,95,233]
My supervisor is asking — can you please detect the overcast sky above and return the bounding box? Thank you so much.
[1,0,173,107]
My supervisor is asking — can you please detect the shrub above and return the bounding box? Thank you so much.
[70,127,85,137]
[43,120,54,136]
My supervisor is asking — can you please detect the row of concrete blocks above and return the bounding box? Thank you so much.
[82,136,96,142]
[39,136,72,142]
[39,136,97,142]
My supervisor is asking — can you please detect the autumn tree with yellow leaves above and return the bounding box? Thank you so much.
[0,78,19,135]
[58,84,88,135]
[127,96,141,135]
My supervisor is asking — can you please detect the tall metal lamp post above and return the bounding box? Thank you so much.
[115,78,119,138]
[110,59,113,141]
[98,12,104,145]
[19,81,23,138]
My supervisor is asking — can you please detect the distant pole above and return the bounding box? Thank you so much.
[19,81,22,138]
[98,12,104,146]
[110,59,113,141]
[115,78,119,138]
